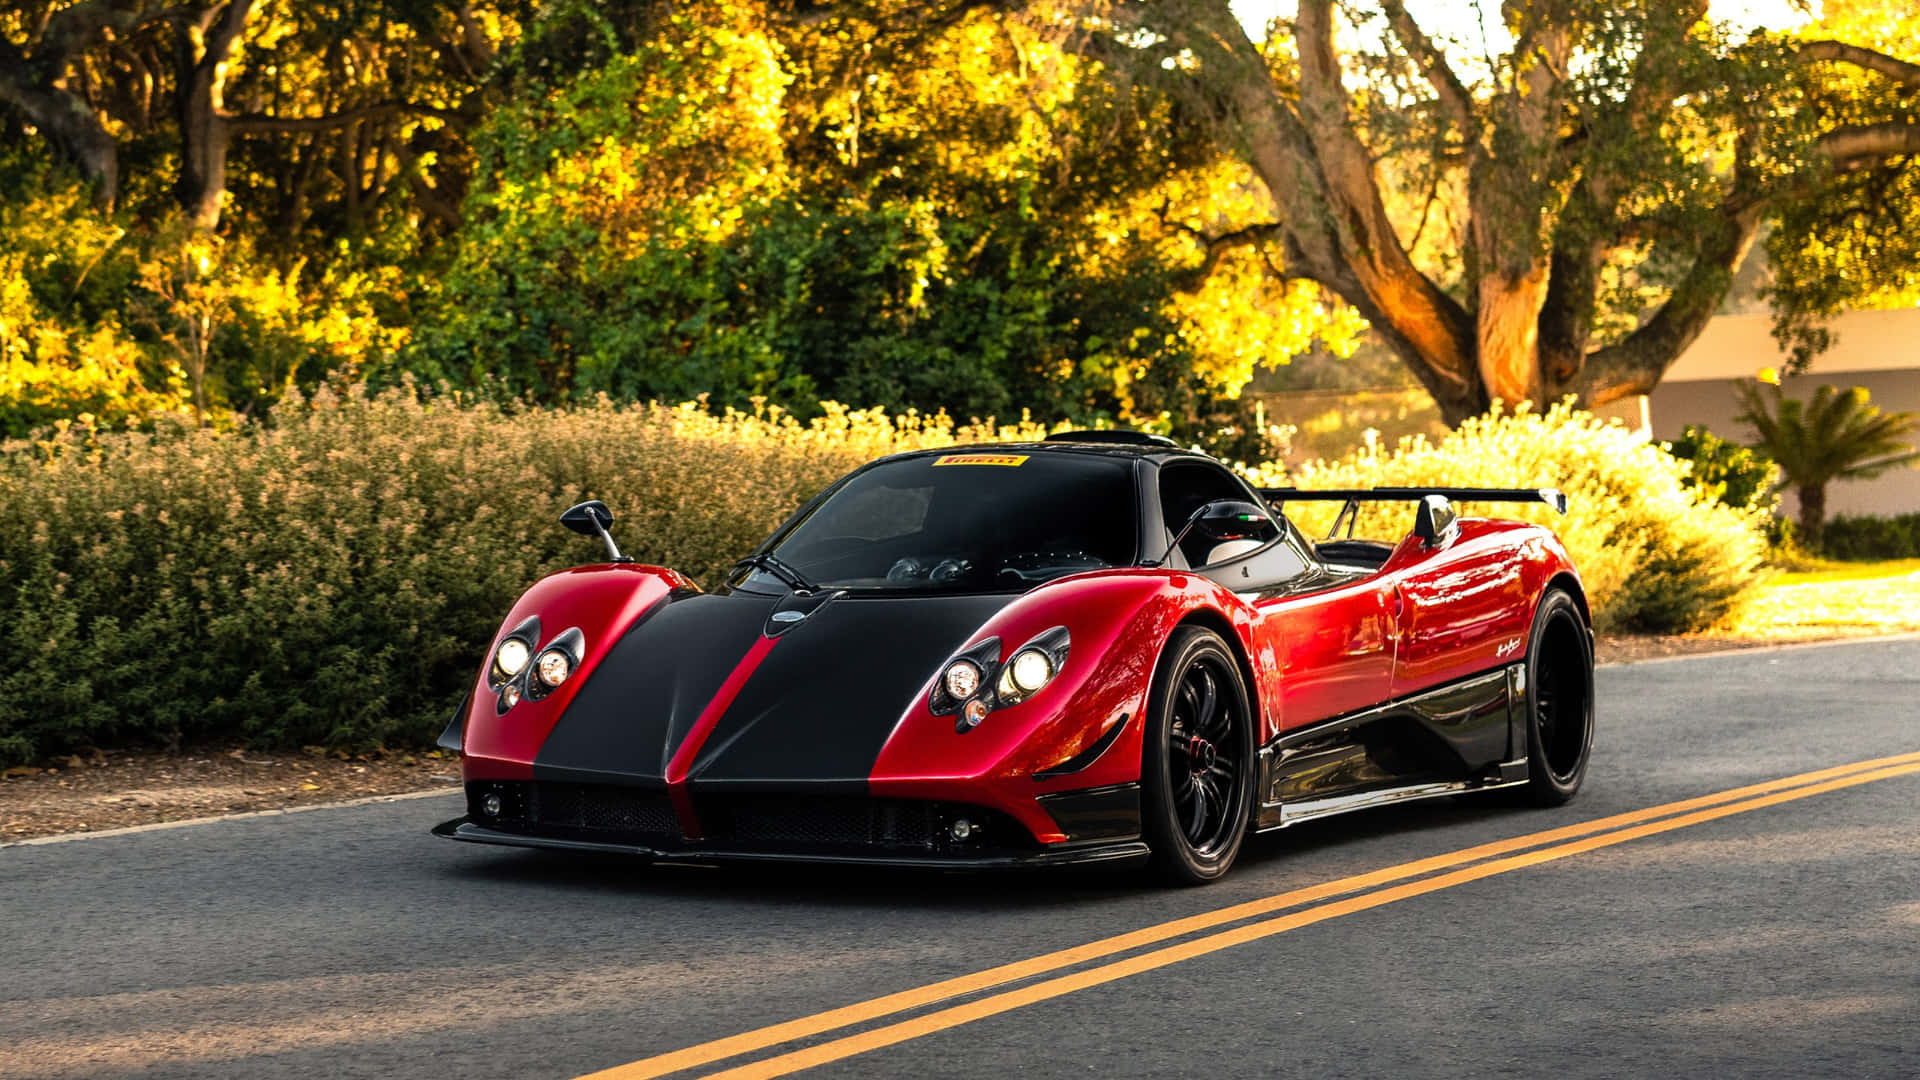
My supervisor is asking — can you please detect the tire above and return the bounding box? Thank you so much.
[1142,625,1256,884]
[1520,587,1594,806]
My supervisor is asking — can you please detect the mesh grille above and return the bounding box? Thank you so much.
[719,796,936,849]
[528,782,677,836]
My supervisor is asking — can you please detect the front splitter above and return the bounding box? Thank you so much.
[432,817,1151,871]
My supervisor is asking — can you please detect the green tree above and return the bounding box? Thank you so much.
[1764,0,1920,366]
[1666,424,1775,514]
[416,1,1361,433]
[1734,381,1920,550]
[1060,0,1920,423]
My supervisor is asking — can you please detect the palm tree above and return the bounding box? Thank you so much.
[1734,382,1920,551]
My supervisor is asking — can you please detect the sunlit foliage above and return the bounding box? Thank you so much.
[415,1,1356,433]
[0,158,407,436]
[1,0,1367,445]
[1244,403,1770,633]
[1765,0,1920,366]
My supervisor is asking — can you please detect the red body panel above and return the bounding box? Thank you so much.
[459,564,693,782]
[861,519,1577,842]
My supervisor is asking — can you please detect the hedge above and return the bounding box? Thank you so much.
[0,392,1768,765]
[1819,513,1920,560]
[0,386,1048,765]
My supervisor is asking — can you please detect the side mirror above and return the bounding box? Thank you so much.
[1412,494,1457,547]
[561,500,613,537]
[1192,499,1277,543]
[560,500,630,563]
[1148,498,1277,567]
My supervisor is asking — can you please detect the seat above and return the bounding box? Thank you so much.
[1313,539,1394,570]
[1204,539,1265,566]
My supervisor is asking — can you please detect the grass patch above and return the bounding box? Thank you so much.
[1718,559,1920,638]
[1768,557,1920,585]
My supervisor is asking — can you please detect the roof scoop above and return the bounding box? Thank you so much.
[560,500,632,563]
[1043,430,1178,447]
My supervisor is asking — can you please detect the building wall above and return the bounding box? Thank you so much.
[1648,308,1920,519]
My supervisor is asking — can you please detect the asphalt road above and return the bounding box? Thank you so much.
[3,638,1917,1080]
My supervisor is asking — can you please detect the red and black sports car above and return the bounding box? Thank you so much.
[433,432,1594,883]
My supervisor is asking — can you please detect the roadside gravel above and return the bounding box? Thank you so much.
[1,747,459,842]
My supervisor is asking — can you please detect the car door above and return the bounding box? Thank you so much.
[1257,575,1398,735]
[1386,512,1531,699]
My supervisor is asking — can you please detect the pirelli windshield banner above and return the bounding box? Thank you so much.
[931,453,1029,467]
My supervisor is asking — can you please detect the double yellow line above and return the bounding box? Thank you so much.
[580,751,1920,1080]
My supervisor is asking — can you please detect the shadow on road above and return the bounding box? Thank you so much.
[432,794,1522,910]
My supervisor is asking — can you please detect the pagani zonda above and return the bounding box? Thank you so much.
[433,432,1594,883]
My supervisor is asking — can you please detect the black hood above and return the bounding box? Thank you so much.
[531,590,1012,789]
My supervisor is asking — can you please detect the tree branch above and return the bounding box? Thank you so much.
[1165,217,1284,293]
[199,0,254,71]
[1817,122,1920,168]
[1379,0,1474,132]
[39,0,168,65]
[1576,192,1763,406]
[1800,39,1920,89]
[225,100,464,134]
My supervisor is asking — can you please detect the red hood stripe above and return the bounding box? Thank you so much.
[665,634,779,838]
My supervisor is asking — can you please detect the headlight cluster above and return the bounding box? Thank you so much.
[488,616,586,714]
[929,626,1070,733]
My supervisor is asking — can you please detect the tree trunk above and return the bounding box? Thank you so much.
[175,79,230,229]
[1796,483,1827,552]
[1474,267,1550,410]
[172,1,256,231]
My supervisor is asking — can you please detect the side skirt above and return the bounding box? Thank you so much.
[1252,664,1531,834]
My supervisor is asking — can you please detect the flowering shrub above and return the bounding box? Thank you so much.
[1242,403,1769,633]
[0,394,1766,765]
[0,385,1049,765]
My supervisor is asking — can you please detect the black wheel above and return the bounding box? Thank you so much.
[1521,588,1594,805]
[1142,626,1255,884]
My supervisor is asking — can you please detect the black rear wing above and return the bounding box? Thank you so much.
[1259,486,1568,543]
[1258,487,1569,514]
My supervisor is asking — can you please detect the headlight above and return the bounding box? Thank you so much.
[522,626,586,701]
[496,638,531,677]
[943,660,982,700]
[993,626,1071,709]
[537,649,573,687]
[1008,649,1053,693]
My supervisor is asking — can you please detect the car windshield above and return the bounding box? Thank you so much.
[740,451,1138,593]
